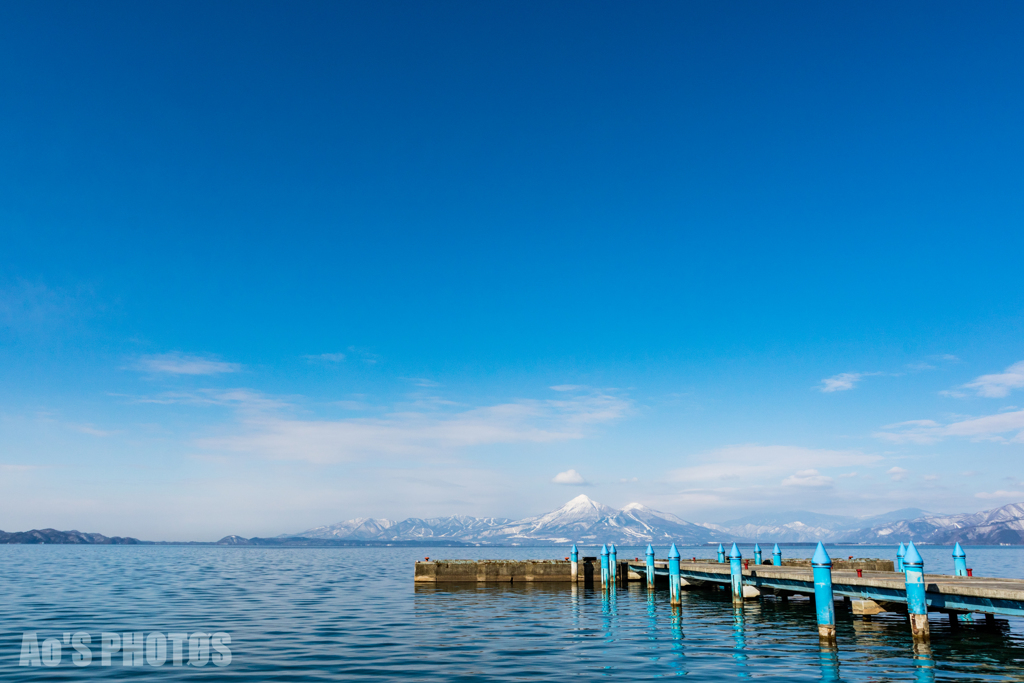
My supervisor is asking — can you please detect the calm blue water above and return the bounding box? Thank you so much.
[1,545,1023,680]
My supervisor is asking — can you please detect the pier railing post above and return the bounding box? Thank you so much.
[753,543,762,565]
[609,544,617,586]
[646,544,655,589]
[772,543,782,566]
[903,542,930,641]
[729,543,743,605]
[571,544,579,582]
[717,543,725,563]
[669,543,681,605]
[600,545,610,589]
[812,542,836,642]
[952,542,967,577]
[897,542,906,572]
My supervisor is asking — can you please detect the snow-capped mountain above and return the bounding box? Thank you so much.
[701,508,934,543]
[293,497,1024,546]
[838,502,1024,544]
[295,495,719,545]
[300,515,511,541]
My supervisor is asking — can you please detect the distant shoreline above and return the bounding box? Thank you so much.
[1,529,1020,547]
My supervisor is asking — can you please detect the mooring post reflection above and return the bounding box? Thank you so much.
[818,644,840,683]
[733,607,750,677]
[670,603,688,676]
[912,641,936,683]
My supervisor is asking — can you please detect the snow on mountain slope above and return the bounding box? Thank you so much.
[838,502,1024,544]
[294,495,717,545]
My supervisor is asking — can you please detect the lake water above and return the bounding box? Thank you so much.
[2,544,1023,680]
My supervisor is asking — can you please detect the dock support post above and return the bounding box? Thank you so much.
[952,542,967,577]
[753,543,762,565]
[645,544,655,589]
[812,542,837,642]
[903,542,930,641]
[600,544,610,589]
[897,542,906,572]
[729,543,744,605]
[608,544,617,586]
[669,543,681,605]
[772,543,782,566]
[717,543,725,563]
[571,544,579,582]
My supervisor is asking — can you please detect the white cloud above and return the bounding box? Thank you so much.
[887,466,908,481]
[781,469,833,488]
[198,389,631,464]
[962,361,1024,398]
[923,474,939,481]
[552,469,587,485]
[550,385,584,392]
[138,352,241,376]
[875,410,1024,444]
[839,471,858,478]
[975,490,1024,500]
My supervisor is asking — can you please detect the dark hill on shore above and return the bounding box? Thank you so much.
[0,528,141,544]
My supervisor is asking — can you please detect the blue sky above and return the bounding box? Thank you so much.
[1,1,1023,540]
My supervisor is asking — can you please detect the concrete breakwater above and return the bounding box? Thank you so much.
[413,556,892,584]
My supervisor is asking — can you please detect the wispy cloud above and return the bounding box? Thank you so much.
[197,388,631,464]
[818,372,881,393]
[975,490,1024,500]
[669,444,880,487]
[552,469,588,485]
[962,361,1024,398]
[874,410,1024,444]
[781,469,833,488]
[69,424,114,437]
[0,464,39,472]
[137,352,241,376]
[406,378,440,388]
[304,353,346,363]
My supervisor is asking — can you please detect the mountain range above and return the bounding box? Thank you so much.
[297,495,718,545]
[291,495,1024,546]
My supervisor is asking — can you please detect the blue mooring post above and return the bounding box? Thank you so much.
[904,541,930,640]
[570,544,579,582]
[645,543,655,589]
[812,542,836,642]
[753,543,763,565]
[897,542,906,572]
[609,544,617,586]
[953,542,967,577]
[717,543,725,563]
[772,543,782,566]
[729,543,743,605]
[600,544,610,589]
[669,543,681,605]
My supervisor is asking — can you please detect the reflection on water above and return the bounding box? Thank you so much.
[1,545,1024,681]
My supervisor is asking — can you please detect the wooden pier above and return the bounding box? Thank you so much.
[415,542,1024,643]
